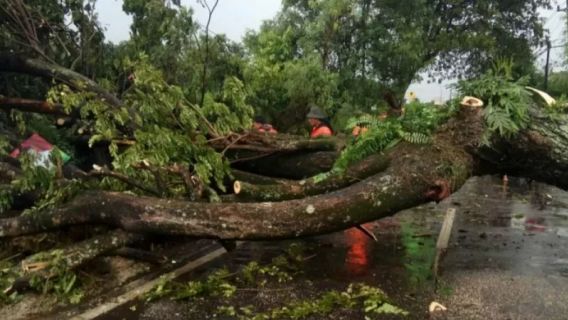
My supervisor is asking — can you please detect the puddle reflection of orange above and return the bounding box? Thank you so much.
[344,224,373,276]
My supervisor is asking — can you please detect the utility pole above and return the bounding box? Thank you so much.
[544,37,551,90]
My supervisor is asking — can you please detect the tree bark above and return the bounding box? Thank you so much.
[233,154,390,201]
[230,169,290,185]
[233,151,339,179]
[473,107,568,189]
[220,133,342,157]
[0,97,67,116]
[0,52,122,108]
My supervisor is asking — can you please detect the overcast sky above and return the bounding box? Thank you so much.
[95,0,567,102]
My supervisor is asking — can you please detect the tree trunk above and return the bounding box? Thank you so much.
[0,106,481,240]
[1,105,567,243]
[233,154,390,201]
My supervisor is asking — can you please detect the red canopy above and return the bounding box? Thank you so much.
[10,133,54,158]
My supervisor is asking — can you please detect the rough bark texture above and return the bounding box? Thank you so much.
[218,133,342,154]
[0,53,122,107]
[230,169,290,185]
[474,108,568,189]
[233,151,339,179]
[0,97,67,116]
[234,154,390,201]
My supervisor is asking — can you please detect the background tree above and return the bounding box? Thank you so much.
[244,0,550,128]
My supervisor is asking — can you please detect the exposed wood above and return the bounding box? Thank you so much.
[230,169,290,185]
[433,208,457,279]
[356,225,378,242]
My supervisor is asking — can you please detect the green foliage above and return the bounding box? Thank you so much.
[45,55,254,198]
[456,69,531,139]
[239,259,293,287]
[244,55,338,130]
[26,250,84,304]
[0,261,20,305]
[0,250,84,305]
[145,268,237,302]
[217,283,407,320]
[146,242,406,319]
[244,0,549,117]
[7,150,87,216]
[0,136,10,156]
[332,102,454,172]
[333,119,403,172]
[0,187,12,216]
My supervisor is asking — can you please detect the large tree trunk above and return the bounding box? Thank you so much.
[0,107,483,240]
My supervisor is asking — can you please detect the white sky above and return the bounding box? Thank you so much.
[95,0,567,103]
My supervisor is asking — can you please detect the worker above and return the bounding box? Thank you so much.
[253,116,278,134]
[306,105,333,138]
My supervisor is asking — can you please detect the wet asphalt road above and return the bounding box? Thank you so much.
[101,175,568,320]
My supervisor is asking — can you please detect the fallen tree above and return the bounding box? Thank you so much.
[0,106,501,240]
[3,101,567,241]
[2,52,568,298]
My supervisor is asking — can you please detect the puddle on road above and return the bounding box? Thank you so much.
[95,175,568,320]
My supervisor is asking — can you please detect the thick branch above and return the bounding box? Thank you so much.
[0,97,67,116]
[230,169,290,185]
[474,108,568,189]
[234,154,390,201]
[233,151,340,179]
[0,52,122,107]
[218,133,342,154]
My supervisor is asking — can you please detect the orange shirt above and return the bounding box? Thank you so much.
[310,125,333,138]
[255,124,278,134]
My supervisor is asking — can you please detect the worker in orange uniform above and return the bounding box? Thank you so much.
[253,116,278,134]
[306,105,333,138]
